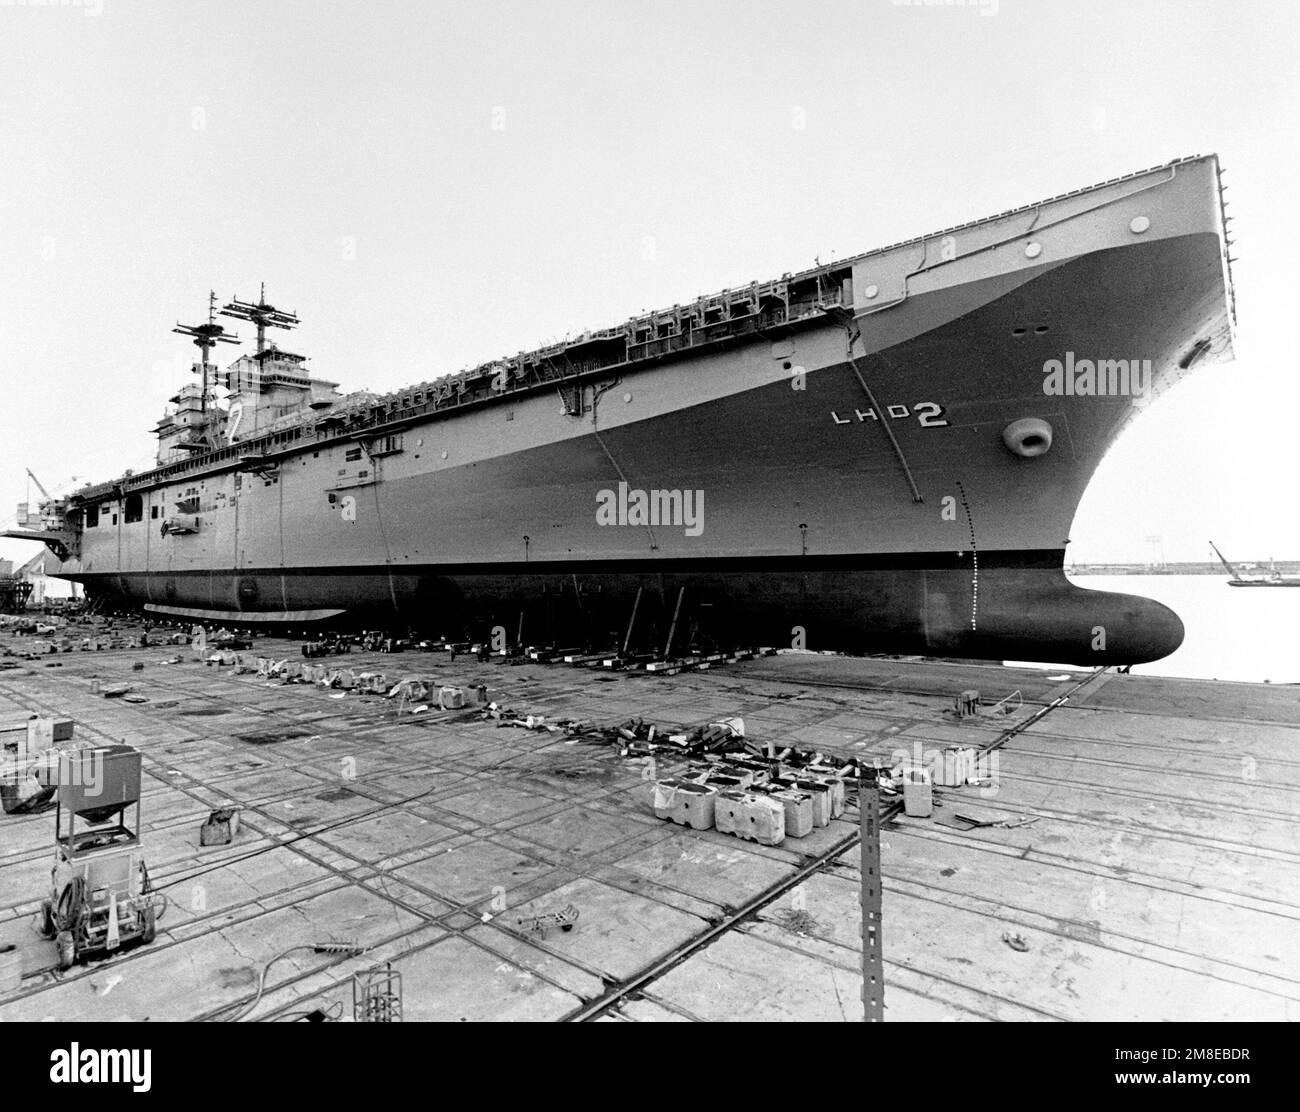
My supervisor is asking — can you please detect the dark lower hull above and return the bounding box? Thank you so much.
[75,550,1184,665]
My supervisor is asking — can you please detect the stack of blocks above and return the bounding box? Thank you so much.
[652,762,851,846]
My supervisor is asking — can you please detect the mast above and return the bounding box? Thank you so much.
[219,283,300,354]
[173,290,240,444]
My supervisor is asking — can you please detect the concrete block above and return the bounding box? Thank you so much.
[715,790,785,846]
[902,768,933,817]
[767,788,815,838]
[826,777,846,818]
[790,775,844,819]
[780,778,832,827]
[936,747,978,787]
[651,779,717,830]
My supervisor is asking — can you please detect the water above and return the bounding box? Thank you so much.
[1011,574,1300,684]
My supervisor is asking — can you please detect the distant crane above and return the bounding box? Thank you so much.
[22,470,54,527]
[22,471,81,522]
[25,469,51,503]
[1208,540,1242,580]
[1209,540,1300,587]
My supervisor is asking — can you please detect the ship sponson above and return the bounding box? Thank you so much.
[44,156,1234,665]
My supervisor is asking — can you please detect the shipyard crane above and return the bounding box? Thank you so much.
[21,469,52,528]
[25,469,51,504]
[1208,540,1242,581]
[20,469,61,528]
[1210,540,1300,587]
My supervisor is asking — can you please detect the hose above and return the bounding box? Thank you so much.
[220,943,366,1022]
[54,875,85,933]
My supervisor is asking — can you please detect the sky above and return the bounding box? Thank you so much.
[1,0,1297,568]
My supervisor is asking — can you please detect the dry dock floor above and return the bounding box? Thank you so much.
[1,635,1297,1022]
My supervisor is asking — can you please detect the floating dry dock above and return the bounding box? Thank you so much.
[0,633,1296,1022]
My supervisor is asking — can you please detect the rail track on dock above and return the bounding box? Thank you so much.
[1,649,1110,1022]
[561,666,1110,1021]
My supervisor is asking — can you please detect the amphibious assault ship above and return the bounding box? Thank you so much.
[6,156,1236,665]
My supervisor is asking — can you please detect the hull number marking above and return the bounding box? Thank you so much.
[830,401,949,427]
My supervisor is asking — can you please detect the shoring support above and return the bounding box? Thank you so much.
[663,587,686,659]
[859,766,884,1022]
[621,586,643,656]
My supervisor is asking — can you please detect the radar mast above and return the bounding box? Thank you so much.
[220,283,300,354]
[172,290,240,443]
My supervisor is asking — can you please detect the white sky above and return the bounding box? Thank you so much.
[2,0,1297,567]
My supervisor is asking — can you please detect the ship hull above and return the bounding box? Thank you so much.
[78,554,1182,664]
[43,156,1235,666]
